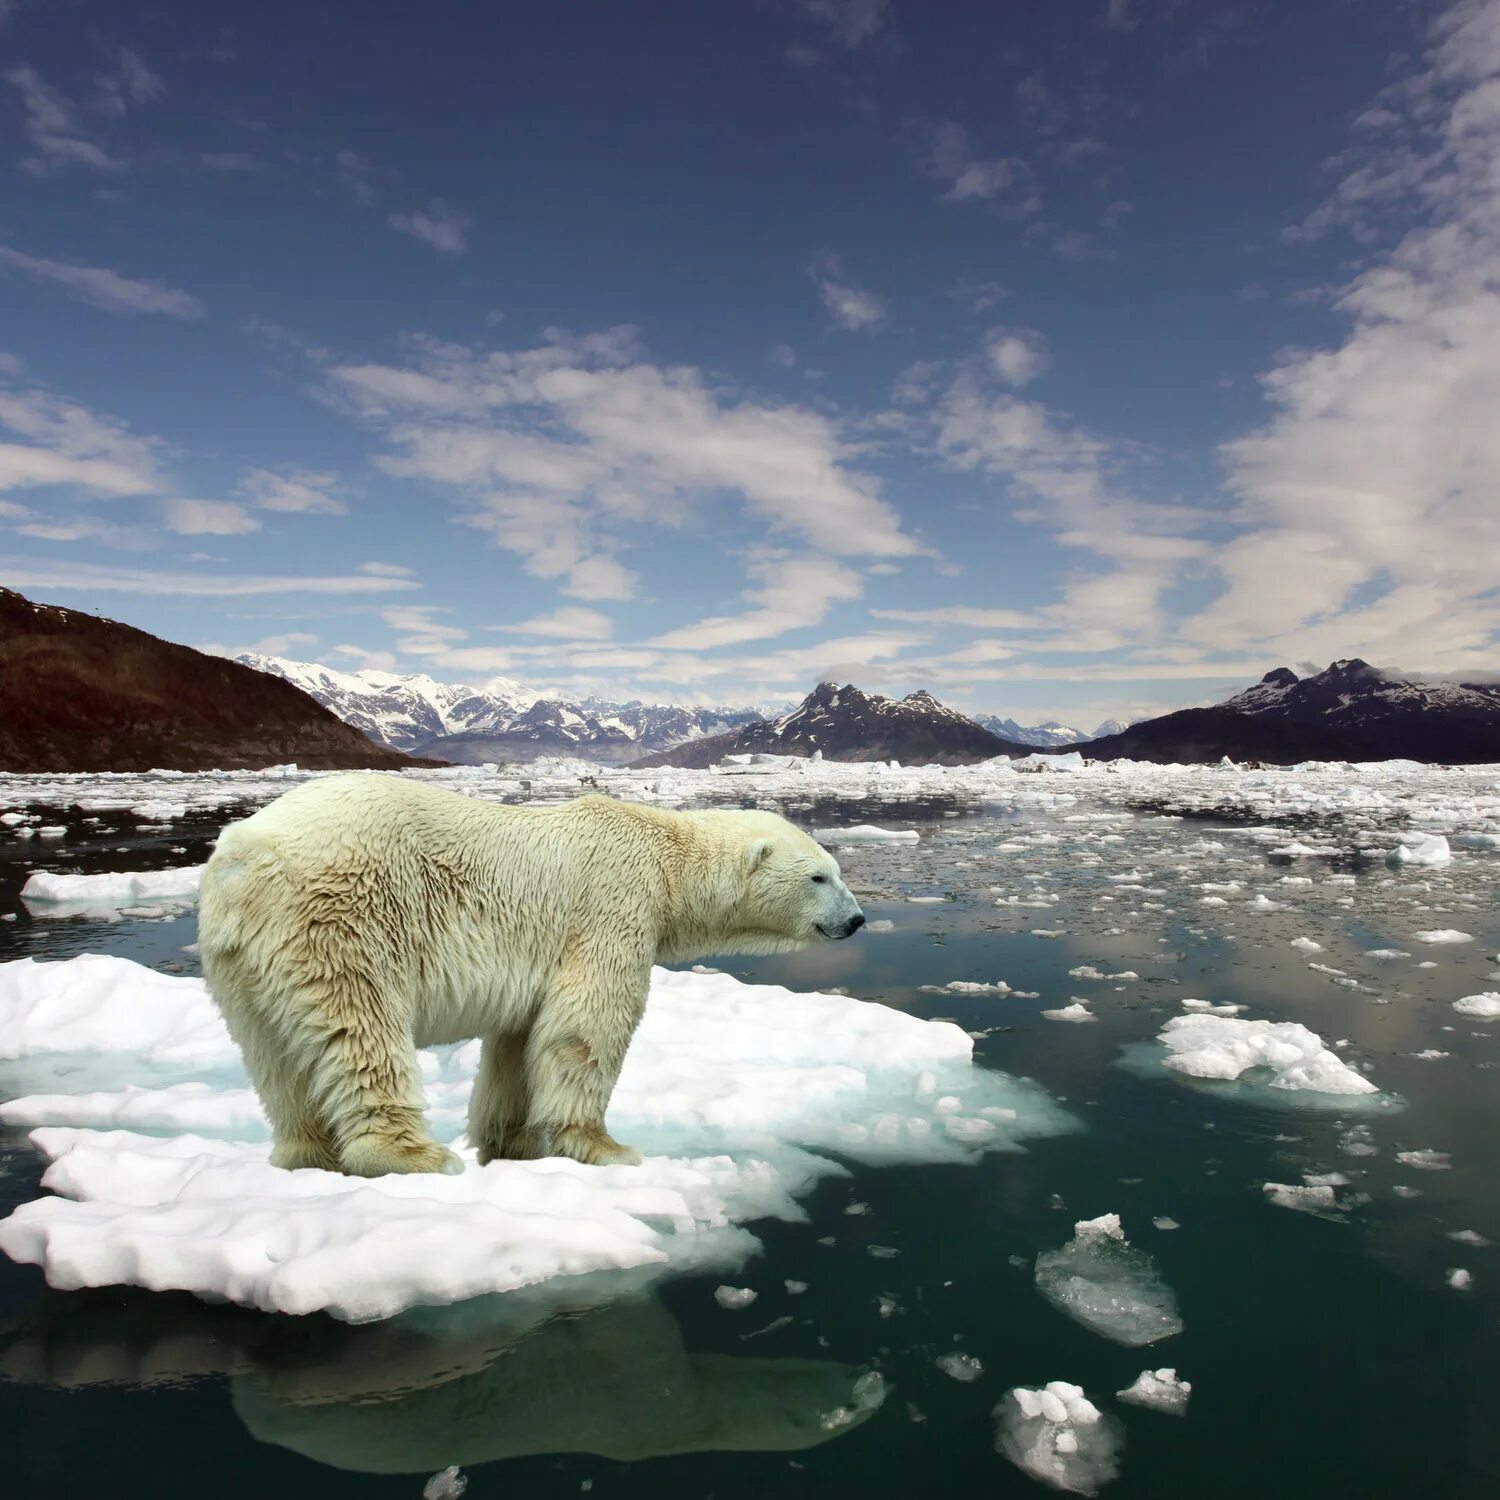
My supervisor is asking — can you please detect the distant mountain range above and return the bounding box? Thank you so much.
[632,682,1031,767]
[1085,659,1500,765]
[1,591,436,774]
[974,714,1130,747]
[237,654,767,764]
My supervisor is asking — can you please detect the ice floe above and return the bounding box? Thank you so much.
[20,864,206,919]
[0,955,1074,1320]
[1453,993,1500,1018]
[1115,1368,1190,1414]
[996,1382,1122,1495]
[1153,1015,1380,1099]
[1033,1214,1182,1347]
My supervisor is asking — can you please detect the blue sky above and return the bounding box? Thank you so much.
[4,0,1498,729]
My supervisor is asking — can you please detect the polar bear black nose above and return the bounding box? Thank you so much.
[843,913,866,936]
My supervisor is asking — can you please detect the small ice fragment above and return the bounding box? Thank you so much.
[876,1294,902,1317]
[1116,1368,1191,1414]
[937,1352,984,1382]
[784,1280,809,1294]
[995,1382,1121,1495]
[715,1285,758,1309]
[853,1371,889,1410]
[866,919,895,933]
[1413,930,1474,944]
[1392,1185,1423,1199]
[1034,1215,1182,1345]
[1042,1002,1095,1023]
[1152,1216,1180,1231]
[1447,1268,1473,1291]
[1263,1183,1340,1214]
[424,1467,468,1500]
[868,1244,900,1259]
[1395,1149,1451,1171]
[1448,1230,1490,1247]
[1386,835,1451,868]
[1290,937,1323,953]
[844,1201,872,1215]
[1453,993,1500,1019]
[1364,949,1410,961]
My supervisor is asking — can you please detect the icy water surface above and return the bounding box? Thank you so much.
[1,766,1498,1498]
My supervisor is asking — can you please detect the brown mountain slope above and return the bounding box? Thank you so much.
[0,588,443,773]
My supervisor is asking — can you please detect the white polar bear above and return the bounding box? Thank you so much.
[198,775,864,1176]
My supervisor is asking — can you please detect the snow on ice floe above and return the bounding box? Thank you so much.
[996,1382,1122,1496]
[1149,1014,1382,1103]
[1386,834,1452,867]
[1033,1214,1182,1347]
[0,955,1075,1321]
[1412,929,1474,944]
[20,863,205,919]
[1115,1368,1190,1415]
[1453,993,1500,1018]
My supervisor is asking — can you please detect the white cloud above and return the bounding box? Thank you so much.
[357,560,415,577]
[388,199,472,254]
[923,122,1026,202]
[871,605,1038,629]
[792,0,890,49]
[496,605,615,640]
[0,385,162,495]
[810,254,886,330]
[648,555,864,650]
[983,327,1049,386]
[162,498,261,536]
[5,65,123,173]
[97,47,164,115]
[329,328,918,603]
[0,246,203,317]
[13,514,155,549]
[0,558,421,596]
[238,467,348,514]
[1189,0,1500,671]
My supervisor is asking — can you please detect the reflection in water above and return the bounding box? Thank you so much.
[1,1285,882,1473]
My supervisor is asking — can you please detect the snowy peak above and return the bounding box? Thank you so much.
[638,682,1030,767]
[974,714,1091,748]
[1224,659,1500,727]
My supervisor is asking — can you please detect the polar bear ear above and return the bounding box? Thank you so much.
[744,837,774,873]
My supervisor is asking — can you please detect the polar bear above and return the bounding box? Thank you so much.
[198,775,864,1176]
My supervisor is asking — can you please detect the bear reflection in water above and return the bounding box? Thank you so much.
[0,1286,881,1471]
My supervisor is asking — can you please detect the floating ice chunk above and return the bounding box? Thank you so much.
[1411,1050,1450,1061]
[920,980,1013,995]
[21,864,205,916]
[1453,993,1500,1018]
[1115,1368,1190,1414]
[936,1352,983,1382]
[1245,894,1284,912]
[1155,1015,1378,1098]
[1364,949,1410,961]
[1413,930,1474,944]
[1151,1217,1179,1231]
[1179,999,1244,1017]
[1447,1268,1472,1291]
[996,1382,1121,1495]
[1289,937,1324,953]
[810,825,918,846]
[866,920,895,933]
[784,1279,808,1294]
[715,1285,758,1309]
[1386,835,1451,868]
[424,1467,467,1500]
[1395,1149,1451,1170]
[1034,1215,1182,1346]
[1042,1002,1095,1024]
[1448,1229,1491,1247]
[1263,1183,1339,1214]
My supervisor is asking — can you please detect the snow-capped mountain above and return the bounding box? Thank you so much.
[235,654,766,764]
[634,682,1030,768]
[1090,718,1131,739]
[1085,659,1500,765]
[975,715,1090,748]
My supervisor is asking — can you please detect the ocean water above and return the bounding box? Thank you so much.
[1,776,1498,1499]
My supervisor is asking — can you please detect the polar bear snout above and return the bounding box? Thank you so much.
[821,911,866,940]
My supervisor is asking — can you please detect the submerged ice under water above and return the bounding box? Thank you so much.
[1,755,1498,1498]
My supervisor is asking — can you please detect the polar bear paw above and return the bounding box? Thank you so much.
[340,1134,464,1178]
[552,1125,643,1168]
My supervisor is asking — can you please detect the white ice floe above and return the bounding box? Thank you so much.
[936,1352,984,1382]
[1263,1182,1341,1215]
[996,1382,1121,1496]
[1289,937,1323,953]
[810,824,918,845]
[1412,929,1474,944]
[1386,834,1452,868]
[1179,999,1244,1017]
[1154,1015,1378,1098]
[1033,1214,1182,1347]
[714,1285,758,1309]
[1453,993,1500,1018]
[920,979,1013,995]
[1447,1268,1473,1291]
[1115,1368,1190,1414]
[0,955,1074,1321]
[20,863,205,917]
[1364,949,1410,961]
[1395,1149,1451,1170]
[1042,1002,1095,1024]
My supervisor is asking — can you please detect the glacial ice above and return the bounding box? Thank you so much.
[1412,930,1474,944]
[1033,1214,1182,1346]
[0,955,1074,1320]
[1042,1002,1095,1023]
[20,864,206,917]
[1453,993,1500,1018]
[996,1382,1122,1495]
[1155,1015,1379,1098]
[1115,1368,1190,1414]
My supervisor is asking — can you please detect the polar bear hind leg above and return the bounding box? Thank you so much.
[469,1028,534,1166]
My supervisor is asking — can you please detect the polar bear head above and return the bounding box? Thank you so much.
[682,810,864,957]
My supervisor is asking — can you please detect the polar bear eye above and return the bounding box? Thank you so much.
[810,874,828,884]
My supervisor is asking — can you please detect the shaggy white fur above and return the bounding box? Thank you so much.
[198,776,863,1177]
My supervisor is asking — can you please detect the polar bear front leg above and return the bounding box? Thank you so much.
[517,964,648,1167]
